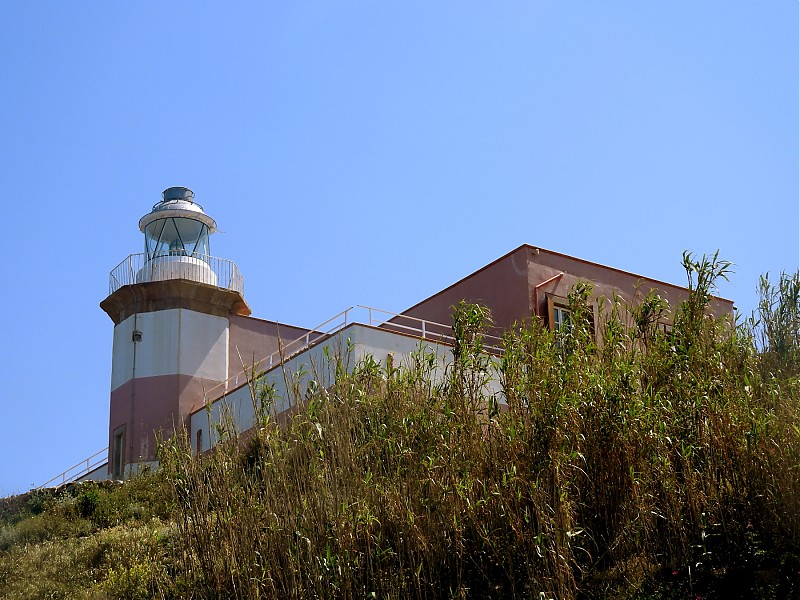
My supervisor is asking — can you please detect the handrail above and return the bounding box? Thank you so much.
[108,253,245,296]
[202,307,356,401]
[50,305,505,486]
[209,305,504,402]
[356,304,505,354]
[37,448,108,488]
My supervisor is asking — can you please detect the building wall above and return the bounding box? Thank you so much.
[109,308,230,465]
[228,314,313,376]
[527,247,735,319]
[398,246,531,332]
[108,310,316,469]
[190,324,481,454]
[399,245,735,332]
[111,309,229,391]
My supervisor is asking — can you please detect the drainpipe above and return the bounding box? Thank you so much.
[128,313,139,478]
[533,272,564,317]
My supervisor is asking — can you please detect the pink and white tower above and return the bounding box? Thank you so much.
[101,187,250,477]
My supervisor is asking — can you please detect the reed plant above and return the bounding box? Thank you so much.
[157,253,800,599]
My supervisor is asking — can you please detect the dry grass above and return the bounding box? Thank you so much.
[2,254,799,599]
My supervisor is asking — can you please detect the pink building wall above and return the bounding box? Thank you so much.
[400,245,734,332]
[228,315,313,375]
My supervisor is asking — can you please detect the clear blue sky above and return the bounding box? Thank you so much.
[0,2,796,494]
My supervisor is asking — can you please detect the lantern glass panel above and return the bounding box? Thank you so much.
[144,218,211,259]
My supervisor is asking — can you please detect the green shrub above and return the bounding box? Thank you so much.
[77,484,101,519]
[103,561,155,600]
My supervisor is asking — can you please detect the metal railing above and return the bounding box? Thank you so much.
[358,305,505,354]
[44,305,504,487]
[37,448,108,489]
[109,253,244,296]
[209,305,505,400]
[207,307,356,398]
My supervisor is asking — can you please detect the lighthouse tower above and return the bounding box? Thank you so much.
[101,187,250,477]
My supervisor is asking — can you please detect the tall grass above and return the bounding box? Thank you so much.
[3,254,795,598]
[155,253,800,599]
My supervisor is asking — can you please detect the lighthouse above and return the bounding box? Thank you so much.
[100,187,250,477]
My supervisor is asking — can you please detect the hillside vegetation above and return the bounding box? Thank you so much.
[2,253,799,599]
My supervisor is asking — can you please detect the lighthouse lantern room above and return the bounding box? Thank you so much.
[137,186,218,286]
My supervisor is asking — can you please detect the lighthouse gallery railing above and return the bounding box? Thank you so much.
[108,253,245,296]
